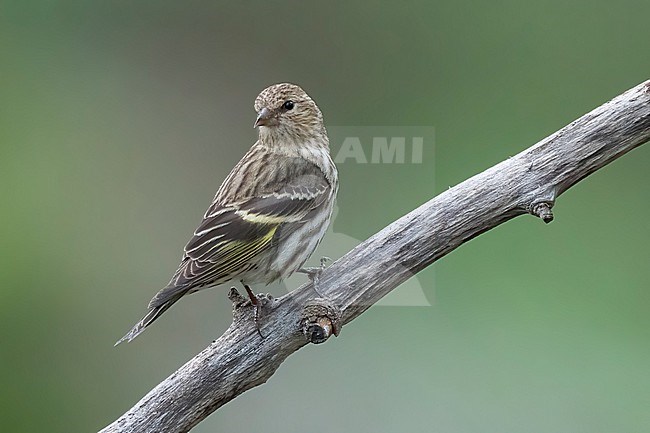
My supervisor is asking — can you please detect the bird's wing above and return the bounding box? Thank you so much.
[234,174,330,224]
[148,174,330,309]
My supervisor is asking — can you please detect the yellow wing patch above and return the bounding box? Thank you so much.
[197,225,278,283]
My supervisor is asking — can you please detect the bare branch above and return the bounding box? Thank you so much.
[100,80,650,433]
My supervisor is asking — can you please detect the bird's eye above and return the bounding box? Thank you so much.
[282,100,294,111]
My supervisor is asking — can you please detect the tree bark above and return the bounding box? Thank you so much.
[100,79,650,433]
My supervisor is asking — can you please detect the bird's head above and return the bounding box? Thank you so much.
[254,83,326,145]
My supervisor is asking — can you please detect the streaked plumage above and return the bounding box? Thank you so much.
[116,83,337,344]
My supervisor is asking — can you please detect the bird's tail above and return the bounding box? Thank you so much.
[114,293,183,346]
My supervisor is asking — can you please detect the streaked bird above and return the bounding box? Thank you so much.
[116,83,338,344]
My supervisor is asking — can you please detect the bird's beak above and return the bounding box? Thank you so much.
[254,107,273,128]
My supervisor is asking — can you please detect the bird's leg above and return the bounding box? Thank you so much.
[298,256,330,297]
[243,284,264,338]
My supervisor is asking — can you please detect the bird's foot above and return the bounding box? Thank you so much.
[243,284,274,338]
[298,256,330,297]
[227,286,273,337]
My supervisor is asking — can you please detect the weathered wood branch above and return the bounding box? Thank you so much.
[101,80,650,433]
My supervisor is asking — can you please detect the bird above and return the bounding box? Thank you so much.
[115,83,338,345]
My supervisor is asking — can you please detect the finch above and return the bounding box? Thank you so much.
[116,83,338,344]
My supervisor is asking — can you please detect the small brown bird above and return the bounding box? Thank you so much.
[116,83,338,344]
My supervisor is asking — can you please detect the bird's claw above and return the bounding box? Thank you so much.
[298,256,331,297]
[243,285,274,338]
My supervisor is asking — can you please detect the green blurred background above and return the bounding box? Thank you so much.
[1,1,649,432]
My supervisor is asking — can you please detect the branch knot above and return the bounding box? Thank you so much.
[300,298,341,344]
[530,201,554,223]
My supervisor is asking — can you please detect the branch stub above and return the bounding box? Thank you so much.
[300,298,341,344]
[531,201,555,224]
[228,287,246,308]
